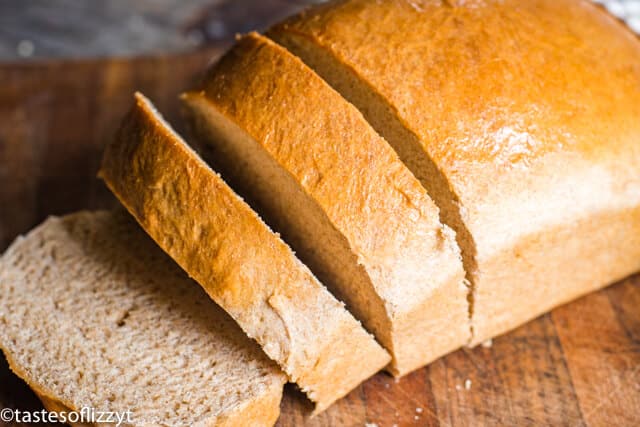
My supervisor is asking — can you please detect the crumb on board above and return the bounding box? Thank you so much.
[416,407,423,414]
[364,423,378,427]
[17,40,35,57]
[465,379,472,390]
[481,338,493,348]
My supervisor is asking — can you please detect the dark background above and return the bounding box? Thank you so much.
[0,0,322,60]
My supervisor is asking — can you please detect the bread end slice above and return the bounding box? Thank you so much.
[0,210,286,426]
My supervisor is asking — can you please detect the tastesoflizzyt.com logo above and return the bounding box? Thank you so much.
[0,406,133,426]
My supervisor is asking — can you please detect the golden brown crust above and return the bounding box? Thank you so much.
[273,0,640,168]
[271,0,640,343]
[33,393,93,427]
[33,379,282,427]
[185,33,468,375]
[474,205,640,342]
[99,93,389,412]
[214,381,283,427]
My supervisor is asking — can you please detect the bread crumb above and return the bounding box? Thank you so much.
[481,338,493,348]
[465,379,472,390]
[455,384,462,391]
[414,415,420,420]
[17,40,35,57]
[416,407,423,413]
[365,423,378,427]
[384,383,390,388]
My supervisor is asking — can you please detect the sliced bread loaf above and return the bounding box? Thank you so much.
[0,210,286,426]
[181,33,469,376]
[270,0,640,345]
[99,93,390,412]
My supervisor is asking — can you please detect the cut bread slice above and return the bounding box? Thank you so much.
[269,0,640,344]
[181,33,469,376]
[0,210,286,426]
[99,93,389,412]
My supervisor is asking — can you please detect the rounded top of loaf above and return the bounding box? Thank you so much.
[278,0,640,165]
[274,0,640,253]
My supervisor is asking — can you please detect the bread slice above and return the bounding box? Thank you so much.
[269,0,640,344]
[99,93,389,412]
[181,33,469,376]
[0,210,286,426]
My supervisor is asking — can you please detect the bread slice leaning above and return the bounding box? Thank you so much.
[99,93,390,412]
[269,0,640,344]
[181,33,469,376]
[0,210,286,426]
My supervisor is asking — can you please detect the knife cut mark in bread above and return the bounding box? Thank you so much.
[269,0,640,344]
[182,33,469,376]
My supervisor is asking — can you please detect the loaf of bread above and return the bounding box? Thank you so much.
[3,1,638,422]
[99,93,390,412]
[270,0,640,345]
[0,210,286,426]
[182,32,469,376]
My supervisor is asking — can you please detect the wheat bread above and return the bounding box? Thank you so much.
[99,93,390,411]
[0,210,286,426]
[270,0,640,344]
[181,33,469,376]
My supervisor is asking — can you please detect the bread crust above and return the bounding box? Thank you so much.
[214,381,284,427]
[270,0,640,344]
[99,94,389,412]
[32,381,285,427]
[1,349,87,426]
[183,33,469,376]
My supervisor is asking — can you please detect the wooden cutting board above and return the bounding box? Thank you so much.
[0,44,639,427]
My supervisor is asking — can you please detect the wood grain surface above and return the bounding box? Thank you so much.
[0,44,639,427]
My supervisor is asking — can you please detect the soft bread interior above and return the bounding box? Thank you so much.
[0,211,285,426]
[269,31,478,339]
